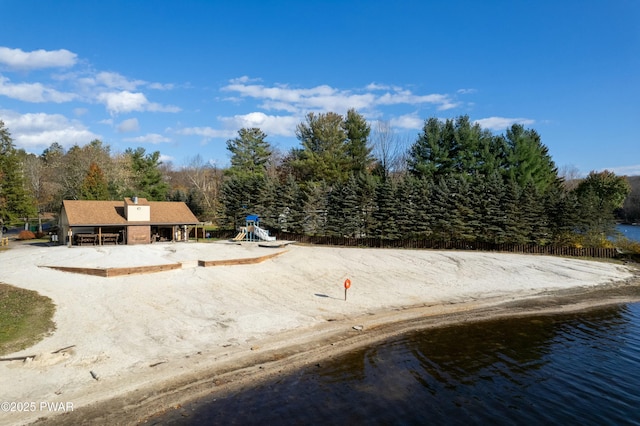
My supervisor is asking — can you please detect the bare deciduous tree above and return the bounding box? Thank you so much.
[371,120,408,180]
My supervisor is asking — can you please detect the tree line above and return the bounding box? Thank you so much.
[0,114,632,247]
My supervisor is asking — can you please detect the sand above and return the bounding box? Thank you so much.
[0,241,638,425]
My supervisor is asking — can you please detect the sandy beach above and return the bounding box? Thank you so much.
[0,241,638,425]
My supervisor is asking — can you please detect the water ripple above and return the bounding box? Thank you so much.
[155,303,640,425]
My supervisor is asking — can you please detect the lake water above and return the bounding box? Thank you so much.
[618,223,640,242]
[154,228,640,426]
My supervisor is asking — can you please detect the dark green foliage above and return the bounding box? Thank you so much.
[301,182,329,235]
[394,177,418,237]
[408,116,500,181]
[373,179,399,239]
[473,172,506,243]
[226,128,272,179]
[503,124,561,194]
[275,174,305,233]
[5,109,621,249]
[288,111,374,186]
[573,170,630,241]
[0,121,37,223]
[326,176,363,237]
[125,147,169,201]
[343,109,374,176]
[220,175,265,229]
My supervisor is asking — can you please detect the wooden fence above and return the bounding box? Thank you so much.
[204,229,619,259]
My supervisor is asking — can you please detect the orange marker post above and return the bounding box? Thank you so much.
[344,278,351,301]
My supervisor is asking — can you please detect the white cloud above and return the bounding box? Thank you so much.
[376,91,457,110]
[96,91,180,115]
[229,75,261,84]
[219,112,300,137]
[0,47,77,70]
[0,75,76,103]
[0,110,100,152]
[117,118,139,133]
[146,102,181,113]
[223,79,459,115]
[123,133,170,144]
[366,82,391,91]
[600,165,640,177]
[148,82,175,90]
[97,91,148,114]
[474,116,535,131]
[390,113,423,130]
[95,71,145,91]
[177,126,234,139]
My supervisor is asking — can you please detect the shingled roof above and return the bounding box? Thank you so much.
[62,200,199,226]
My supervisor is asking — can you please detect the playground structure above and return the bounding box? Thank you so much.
[233,215,276,242]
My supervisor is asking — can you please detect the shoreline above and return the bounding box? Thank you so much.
[38,277,640,425]
[0,242,638,425]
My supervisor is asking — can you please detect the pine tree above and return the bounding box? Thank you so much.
[343,109,373,176]
[394,177,416,238]
[302,182,329,235]
[80,162,110,200]
[126,148,169,201]
[411,177,434,238]
[0,121,37,224]
[373,179,399,239]
[276,174,305,233]
[504,124,561,194]
[473,172,506,243]
[226,128,272,179]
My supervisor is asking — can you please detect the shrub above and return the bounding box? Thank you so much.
[17,230,36,240]
[615,237,640,255]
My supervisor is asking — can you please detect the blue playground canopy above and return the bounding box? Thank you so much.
[246,214,259,222]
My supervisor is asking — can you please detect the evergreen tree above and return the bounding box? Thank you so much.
[473,172,506,243]
[125,148,169,201]
[325,184,345,237]
[343,109,373,176]
[519,183,549,244]
[394,177,417,238]
[429,177,449,240]
[220,175,265,229]
[80,162,110,200]
[408,117,454,180]
[290,112,350,184]
[504,124,561,194]
[226,128,272,179]
[302,182,329,235]
[221,128,274,229]
[501,178,528,244]
[355,172,378,237]
[373,179,399,239]
[411,177,434,238]
[0,121,37,224]
[276,174,305,233]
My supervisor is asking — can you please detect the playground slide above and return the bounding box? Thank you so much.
[253,225,276,241]
[233,231,246,241]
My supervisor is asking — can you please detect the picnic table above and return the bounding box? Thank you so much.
[76,234,98,246]
[100,233,119,245]
[75,233,120,245]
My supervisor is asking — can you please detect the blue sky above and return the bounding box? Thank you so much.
[1,0,638,176]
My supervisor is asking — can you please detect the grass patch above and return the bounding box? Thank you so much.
[0,283,56,356]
